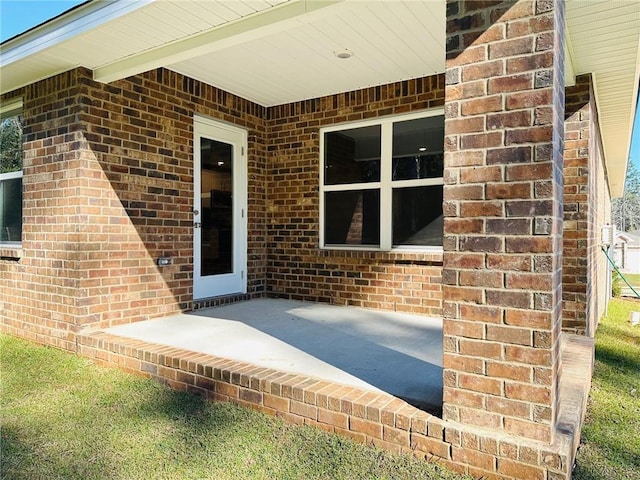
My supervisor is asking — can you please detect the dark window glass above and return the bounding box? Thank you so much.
[200,137,233,276]
[0,115,22,173]
[324,125,381,185]
[392,186,443,246]
[0,113,23,243]
[392,153,444,181]
[324,190,380,246]
[0,177,22,242]
[322,114,445,249]
[392,116,444,181]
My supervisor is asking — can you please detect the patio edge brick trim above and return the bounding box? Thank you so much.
[75,330,447,455]
[75,328,590,480]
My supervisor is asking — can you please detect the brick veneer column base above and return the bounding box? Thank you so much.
[75,328,591,480]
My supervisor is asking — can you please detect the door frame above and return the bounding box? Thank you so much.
[193,115,248,300]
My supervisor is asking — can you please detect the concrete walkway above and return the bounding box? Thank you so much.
[107,298,443,410]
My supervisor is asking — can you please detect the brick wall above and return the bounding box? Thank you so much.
[0,71,87,350]
[562,77,589,333]
[562,73,610,336]
[265,76,446,315]
[442,0,565,445]
[594,176,611,334]
[75,67,268,326]
[1,68,447,348]
[1,67,268,343]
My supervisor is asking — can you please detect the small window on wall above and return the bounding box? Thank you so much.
[0,100,23,245]
[320,111,444,250]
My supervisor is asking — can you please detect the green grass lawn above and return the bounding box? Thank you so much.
[0,334,469,480]
[3,299,639,480]
[573,298,640,480]
[621,273,640,288]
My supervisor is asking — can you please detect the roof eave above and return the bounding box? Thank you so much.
[1,0,154,69]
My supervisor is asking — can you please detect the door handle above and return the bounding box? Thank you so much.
[194,222,202,228]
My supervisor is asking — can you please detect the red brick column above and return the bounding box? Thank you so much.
[442,0,565,443]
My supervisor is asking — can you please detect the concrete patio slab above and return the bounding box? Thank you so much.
[107,298,443,410]
[75,301,584,479]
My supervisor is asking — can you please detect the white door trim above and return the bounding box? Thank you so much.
[193,115,247,300]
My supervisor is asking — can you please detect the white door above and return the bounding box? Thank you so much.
[193,116,247,299]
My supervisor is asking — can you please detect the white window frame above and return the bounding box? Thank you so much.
[319,109,444,252]
[1,98,24,247]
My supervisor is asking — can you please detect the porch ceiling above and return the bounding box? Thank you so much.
[0,0,638,196]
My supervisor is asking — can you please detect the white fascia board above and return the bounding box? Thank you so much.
[618,37,640,197]
[592,70,622,199]
[0,98,23,116]
[0,0,155,67]
[93,0,343,84]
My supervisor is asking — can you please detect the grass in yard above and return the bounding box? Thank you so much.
[620,272,640,288]
[0,334,469,480]
[573,298,640,480]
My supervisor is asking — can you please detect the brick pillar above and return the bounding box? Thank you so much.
[563,74,594,335]
[442,0,565,444]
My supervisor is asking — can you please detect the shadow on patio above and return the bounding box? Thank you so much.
[105,298,444,413]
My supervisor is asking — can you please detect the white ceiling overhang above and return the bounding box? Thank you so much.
[565,0,640,197]
[0,0,638,196]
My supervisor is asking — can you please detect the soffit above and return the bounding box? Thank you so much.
[0,0,445,104]
[166,0,445,107]
[0,0,291,93]
[565,0,640,197]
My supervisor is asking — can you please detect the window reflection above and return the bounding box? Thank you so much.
[324,125,381,185]
[324,190,380,246]
[392,116,444,181]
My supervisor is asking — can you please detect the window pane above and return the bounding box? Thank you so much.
[393,186,443,246]
[324,190,380,246]
[0,177,22,242]
[392,116,444,181]
[0,116,23,173]
[324,125,380,185]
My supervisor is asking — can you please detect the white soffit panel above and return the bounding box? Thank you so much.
[92,0,334,83]
[0,0,290,94]
[167,0,445,106]
[566,0,640,197]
